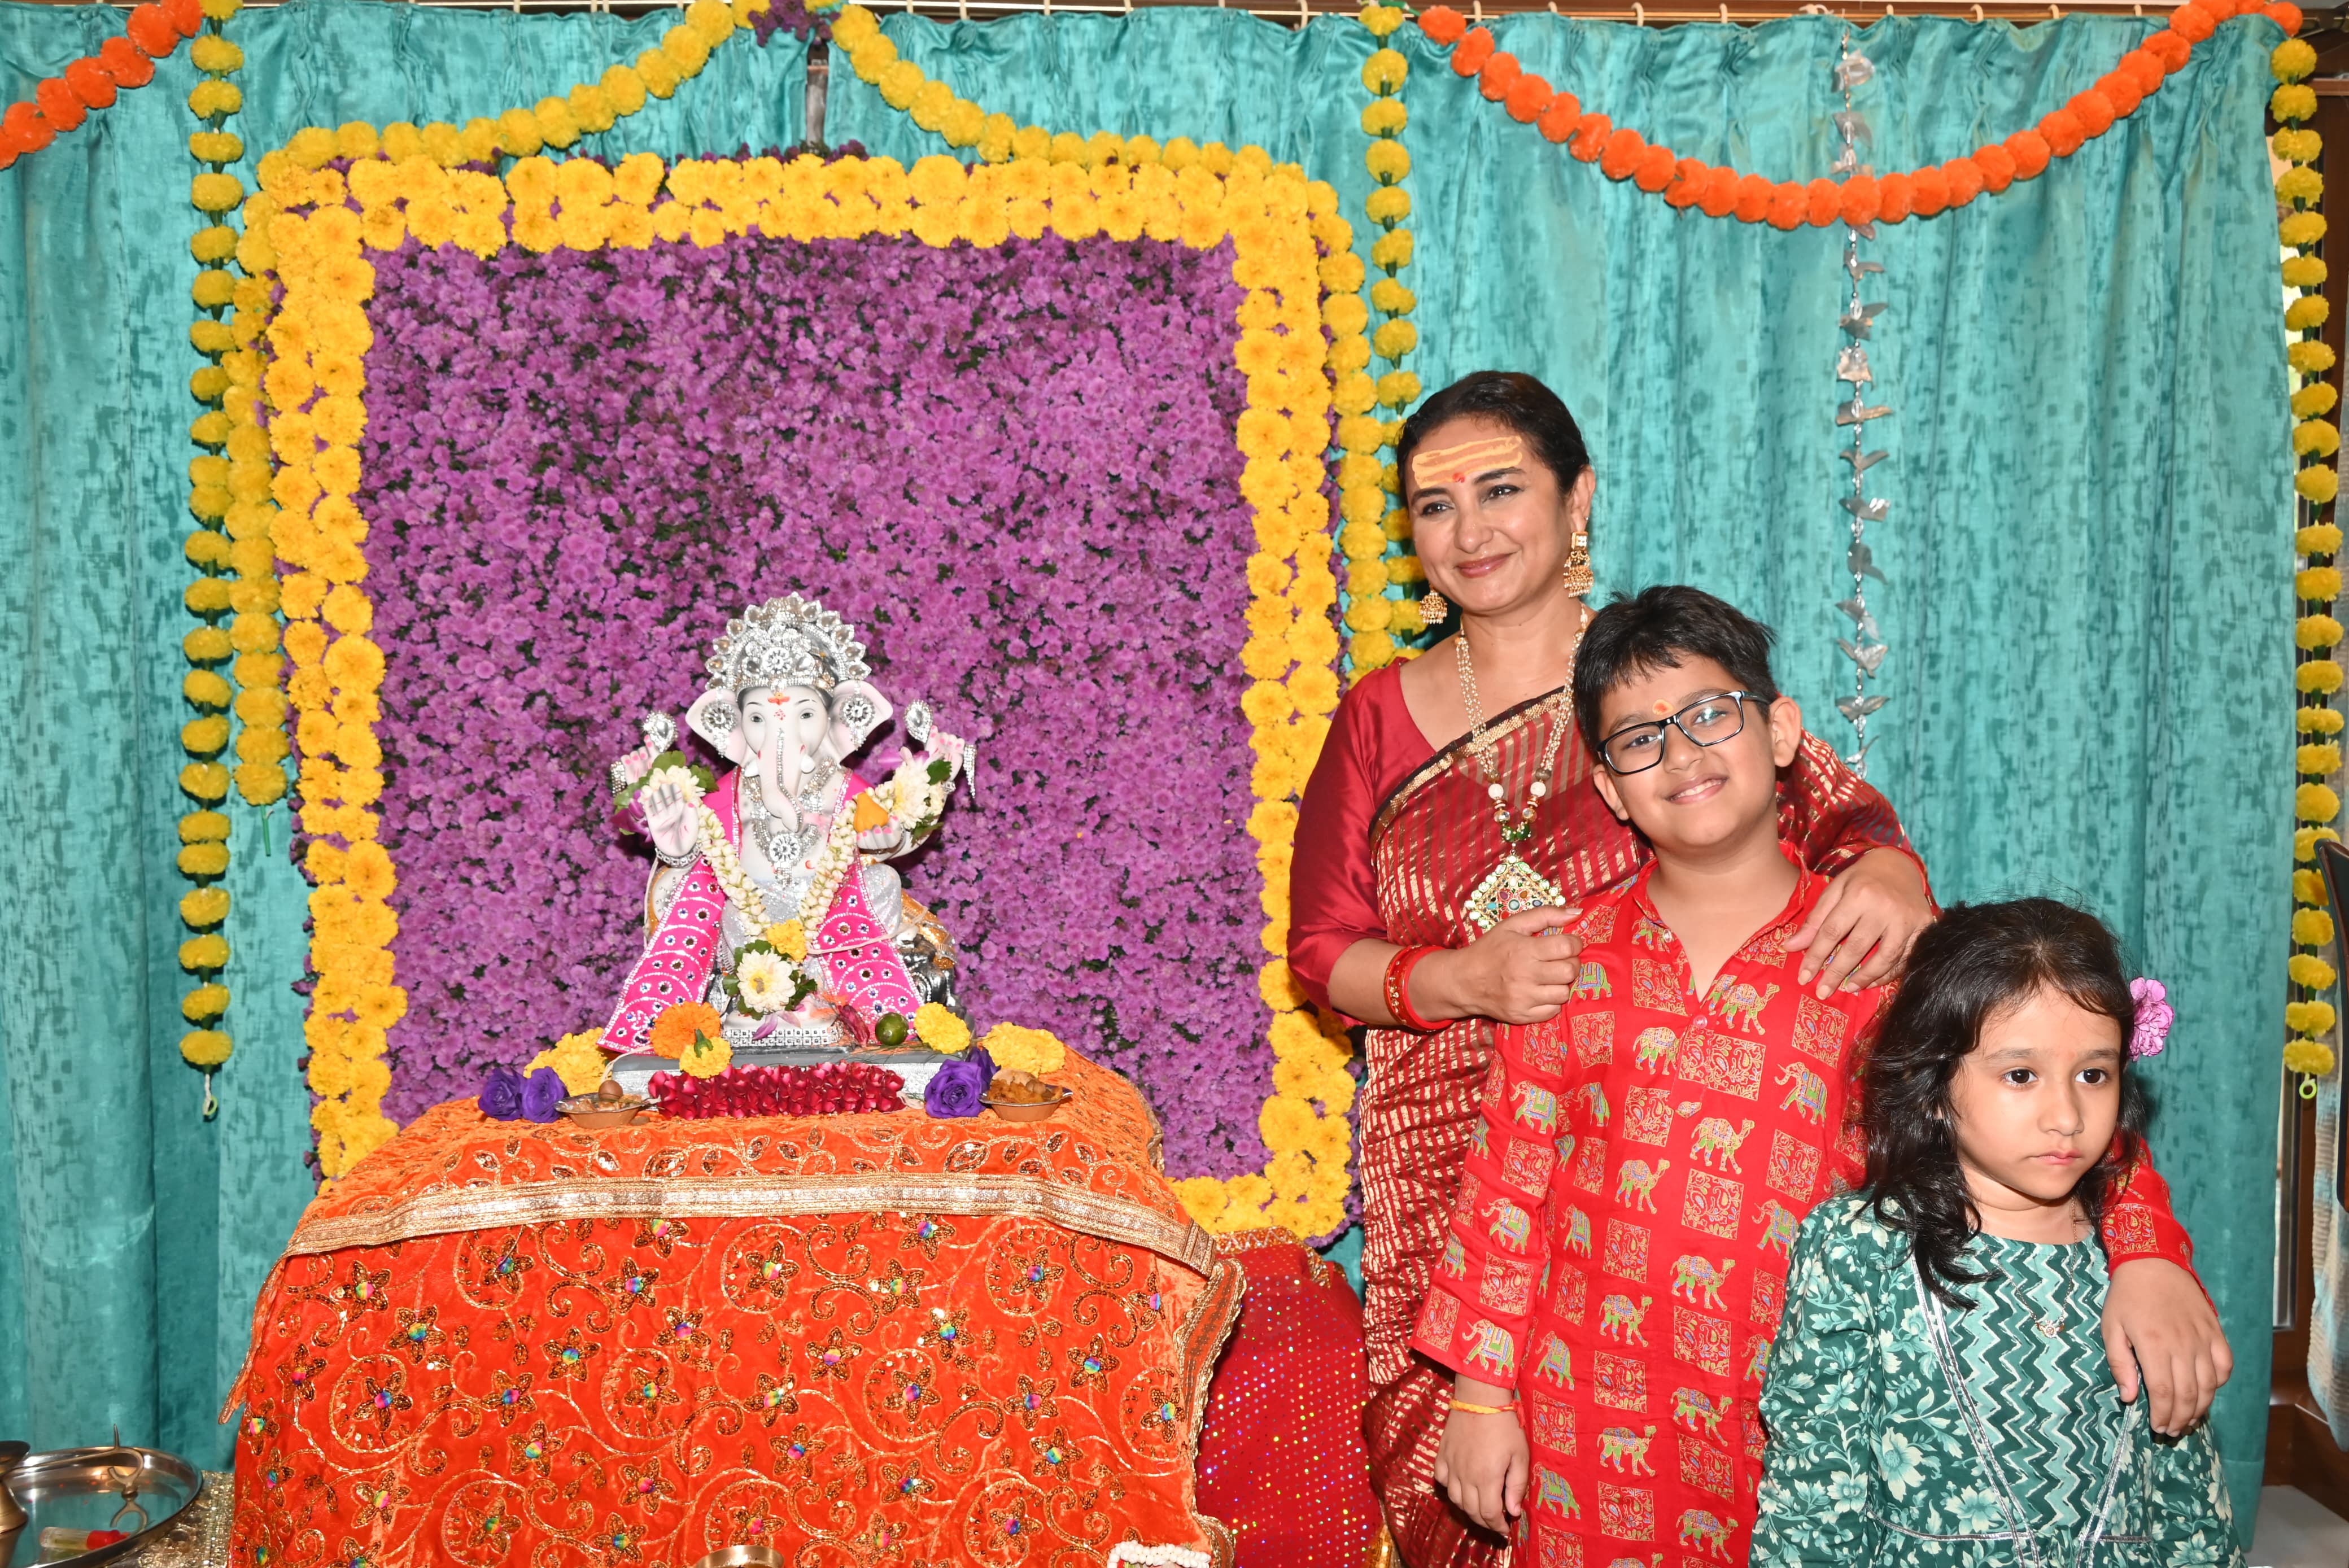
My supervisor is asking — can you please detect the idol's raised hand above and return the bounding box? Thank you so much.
[1787,846,1932,996]
[640,778,700,862]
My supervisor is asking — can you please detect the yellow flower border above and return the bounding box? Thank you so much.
[251,147,1359,1213]
[2276,36,2344,1086]
[1341,4,1425,677]
[174,0,255,1078]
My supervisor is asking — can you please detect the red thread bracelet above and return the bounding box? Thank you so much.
[1383,945,1442,1032]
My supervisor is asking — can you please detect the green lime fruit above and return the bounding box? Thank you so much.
[875,1012,910,1047]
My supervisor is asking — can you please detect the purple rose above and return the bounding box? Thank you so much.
[924,1058,990,1119]
[521,1067,567,1123]
[477,1064,525,1120]
[968,1047,997,1092]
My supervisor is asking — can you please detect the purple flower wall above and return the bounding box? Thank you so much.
[359,233,1280,1179]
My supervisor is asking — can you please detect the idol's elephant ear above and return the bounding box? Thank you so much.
[686,687,746,763]
[827,680,892,760]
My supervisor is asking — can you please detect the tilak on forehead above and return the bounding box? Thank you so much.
[1408,433,1527,491]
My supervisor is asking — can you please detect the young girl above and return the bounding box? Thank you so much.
[1750,898,2241,1567]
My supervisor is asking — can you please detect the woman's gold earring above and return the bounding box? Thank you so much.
[1562,530,1594,597]
[1418,589,1449,627]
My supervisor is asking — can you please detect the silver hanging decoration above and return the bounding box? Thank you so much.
[1832,24,1892,778]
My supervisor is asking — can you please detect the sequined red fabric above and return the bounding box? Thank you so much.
[1194,1234,1381,1567]
[226,1056,1239,1566]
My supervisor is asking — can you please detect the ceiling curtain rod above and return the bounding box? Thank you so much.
[55,0,2213,21]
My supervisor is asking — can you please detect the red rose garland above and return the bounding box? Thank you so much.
[1413,0,2302,226]
[0,0,203,171]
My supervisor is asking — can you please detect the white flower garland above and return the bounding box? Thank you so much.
[696,803,769,925]
[1105,1545,1208,1568]
[798,814,862,936]
[886,752,951,828]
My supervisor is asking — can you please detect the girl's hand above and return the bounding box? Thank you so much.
[1788,848,1932,996]
[1419,907,1587,1025]
[1431,1381,1529,1535]
[2103,1258,2232,1435]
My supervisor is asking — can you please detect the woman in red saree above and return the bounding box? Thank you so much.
[1289,372,2229,1568]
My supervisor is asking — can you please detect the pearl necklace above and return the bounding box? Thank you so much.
[1455,619,1584,847]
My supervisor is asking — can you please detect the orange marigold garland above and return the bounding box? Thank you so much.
[2276,33,2343,1090]
[176,0,255,1089]
[1412,0,2304,219]
[0,0,200,171]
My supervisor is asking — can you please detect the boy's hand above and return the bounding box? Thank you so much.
[1789,849,1931,995]
[1433,1402,1529,1535]
[2103,1258,2230,1435]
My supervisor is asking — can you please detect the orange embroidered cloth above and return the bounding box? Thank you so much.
[226,1054,1239,1567]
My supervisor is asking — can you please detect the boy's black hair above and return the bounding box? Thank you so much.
[1570,584,1784,755]
[1858,898,2149,1307]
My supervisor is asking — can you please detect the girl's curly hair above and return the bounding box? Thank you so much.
[1860,897,2149,1307]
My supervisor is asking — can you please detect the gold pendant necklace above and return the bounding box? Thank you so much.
[1455,618,1584,933]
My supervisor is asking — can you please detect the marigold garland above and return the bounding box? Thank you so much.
[175,0,254,1080]
[254,145,1357,1220]
[1338,4,1426,679]
[0,0,203,172]
[2276,35,2342,1088]
[1413,0,2302,222]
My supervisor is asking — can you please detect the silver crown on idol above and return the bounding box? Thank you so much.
[704,594,872,696]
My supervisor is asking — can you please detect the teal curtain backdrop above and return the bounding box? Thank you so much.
[0,0,809,1467]
[0,0,2289,1528]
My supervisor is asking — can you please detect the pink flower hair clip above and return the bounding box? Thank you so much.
[2128,977,2175,1060]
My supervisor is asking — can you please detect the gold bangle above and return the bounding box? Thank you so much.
[1448,1399,1516,1416]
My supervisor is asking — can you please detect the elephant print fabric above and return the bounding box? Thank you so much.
[1408,858,2197,1568]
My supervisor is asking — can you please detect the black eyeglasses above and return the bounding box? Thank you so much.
[1598,692,1767,775]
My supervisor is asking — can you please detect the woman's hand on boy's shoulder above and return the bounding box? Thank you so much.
[2103,1258,2232,1436]
[1789,849,1933,997]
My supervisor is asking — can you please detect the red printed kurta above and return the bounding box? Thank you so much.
[1411,852,2194,1568]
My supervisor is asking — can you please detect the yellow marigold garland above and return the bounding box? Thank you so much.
[254,147,1355,1221]
[2277,36,2342,1088]
[1342,3,1424,678]
[176,0,251,1081]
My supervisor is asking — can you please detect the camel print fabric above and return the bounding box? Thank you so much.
[1409,851,2192,1568]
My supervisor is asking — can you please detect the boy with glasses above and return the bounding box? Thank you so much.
[1410,586,2211,1568]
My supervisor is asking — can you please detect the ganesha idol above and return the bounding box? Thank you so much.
[600,595,970,1056]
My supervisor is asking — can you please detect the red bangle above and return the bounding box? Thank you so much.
[1384,945,1442,1032]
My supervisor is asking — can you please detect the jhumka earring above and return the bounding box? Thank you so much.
[1562,529,1593,597]
[1418,589,1450,627]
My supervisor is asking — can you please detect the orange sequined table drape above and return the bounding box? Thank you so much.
[226,1055,1241,1567]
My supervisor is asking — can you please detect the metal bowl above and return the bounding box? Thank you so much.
[983,1086,1071,1123]
[1,1445,202,1566]
[557,1094,654,1129]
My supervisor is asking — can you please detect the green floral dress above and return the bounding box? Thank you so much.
[1749,1195,2241,1568]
